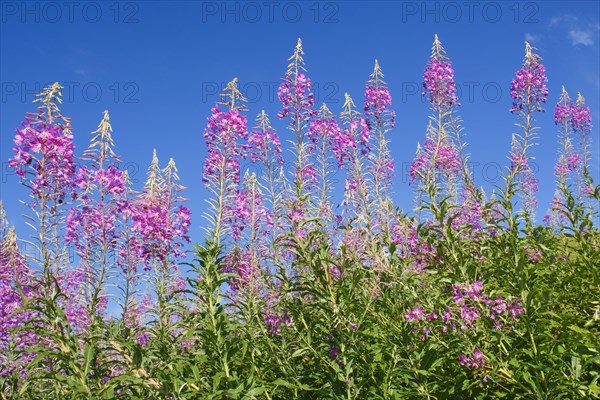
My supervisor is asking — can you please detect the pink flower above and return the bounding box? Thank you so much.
[423,59,458,108]
[510,43,548,113]
[278,72,316,121]
[409,139,461,184]
[459,348,486,369]
[202,106,248,187]
[9,122,76,203]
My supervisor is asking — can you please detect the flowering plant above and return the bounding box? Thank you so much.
[1,37,598,399]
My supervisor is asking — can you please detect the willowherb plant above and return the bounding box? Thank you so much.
[364,60,396,238]
[2,37,599,400]
[9,83,77,276]
[505,41,548,222]
[203,78,248,246]
[278,38,317,203]
[65,110,127,331]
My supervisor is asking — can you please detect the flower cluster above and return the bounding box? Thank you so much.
[203,105,248,186]
[391,224,437,271]
[248,123,283,165]
[364,84,394,123]
[510,42,548,113]
[423,59,458,108]
[553,88,592,133]
[132,195,191,265]
[223,249,260,295]
[459,348,486,369]
[405,281,524,345]
[226,185,272,241]
[571,96,592,134]
[263,289,292,335]
[0,229,37,379]
[9,122,76,202]
[449,188,484,232]
[278,72,315,121]
[65,137,127,255]
[509,137,539,215]
[132,154,191,267]
[330,117,369,167]
[409,138,461,184]
[308,108,342,147]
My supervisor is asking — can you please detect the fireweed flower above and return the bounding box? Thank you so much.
[248,111,289,267]
[509,44,548,114]
[223,248,262,296]
[130,153,190,324]
[422,37,458,109]
[226,172,272,243]
[203,78,248,245]
[248,111,283,165]
[422,35,459,111]
[546,88,585,226]
[113,172,147,328]
[390,222,436,271]
[203,106,248,186]
[412,35,471,215]
[65,111,128,319]
[338,93,377,255]
[405,281,524,357]
[0,228,37,379]
[278,38,317,201]
[277,38,316,121]
[59,268,93,332]
[405,306,425,322]
[506,42,548,221]
[263,286,292,334]
[9,83,77,290]
[448,187,484,234]
[572,94,593,203]
[544,87,591,217]
[9,122,76,202]
[409,134,461,185]
[334,98,370,168]
[308,103,342,225]
[9,83,77,206]
[459,348,486,369]
[364,61,395,233]
[133,152,191,267]
[509,134,540,218]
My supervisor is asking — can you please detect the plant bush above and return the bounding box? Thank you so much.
[1,36,599,399]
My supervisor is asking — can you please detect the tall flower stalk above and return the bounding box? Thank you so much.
[546,88,595,227]
[338,94,373,253]
[278,38,317,203]
[65,111,127,324]
[546,88,578,227]
[203,78,248,247]
[572,93,594,207]
[504,41,548,224]
[309,103,341,229]
[9,83,76,277]
[411,35,467,227]
[116,171,143,328]
[0,223,37,381]
[132,151,191,325]
[248,111,286,264]
[364,60,395,237]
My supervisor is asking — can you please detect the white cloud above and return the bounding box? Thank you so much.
[524,33,540,43]
[568,30,594,46]
[549,15,578,28]
[74,68,91,78]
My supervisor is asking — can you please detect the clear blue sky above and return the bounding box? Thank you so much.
[2,1,599,247]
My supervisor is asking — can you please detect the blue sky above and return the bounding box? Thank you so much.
[1,0,599,248]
